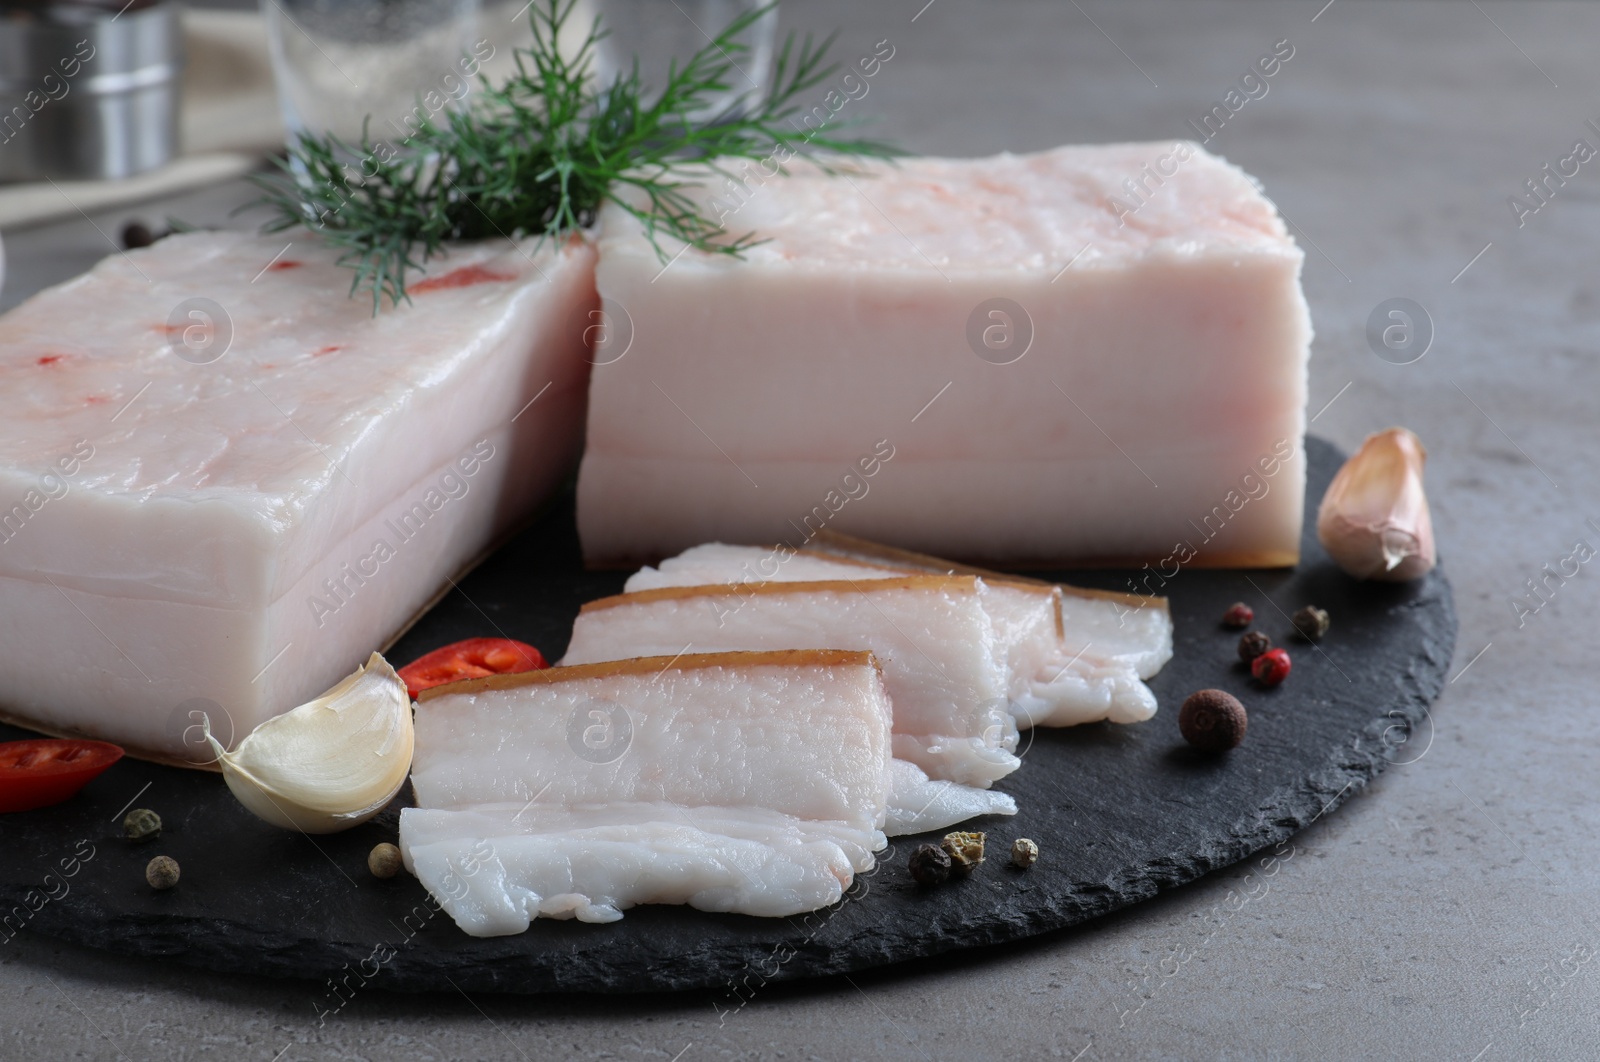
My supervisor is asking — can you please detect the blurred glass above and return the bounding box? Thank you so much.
[260,0,778,158]
[589,0,778,120]
[261,0,485,150]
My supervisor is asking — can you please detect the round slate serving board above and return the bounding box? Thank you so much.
[0,437,1456,994]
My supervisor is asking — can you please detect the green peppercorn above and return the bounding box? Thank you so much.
[1237,630,1272,663]
[942,831,986,874]
[908,843,951,885]
[368,842,403,880]
[146,855,180,890]
[1011,838,1039,869]
[1293,605,1331,642]
[122,808,162,843]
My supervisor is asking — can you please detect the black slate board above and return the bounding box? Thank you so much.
[0,436,1456,994]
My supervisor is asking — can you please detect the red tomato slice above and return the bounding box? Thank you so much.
[0,739,124,813]
[397,637,549,699]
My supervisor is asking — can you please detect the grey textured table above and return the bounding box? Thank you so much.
[2,2,1595,1058]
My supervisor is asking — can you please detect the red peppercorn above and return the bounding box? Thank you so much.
[1221,602,1254,628]
[1251,647,1291,686]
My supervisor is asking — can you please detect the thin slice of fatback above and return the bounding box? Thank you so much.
[399,650,894,935]
[885,759,1015,836]
[626,540,1164,727]
[804,529,1175,681]
[562,577,1020,787]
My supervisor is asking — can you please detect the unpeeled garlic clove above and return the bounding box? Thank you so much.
[1317,427,1436,581]
[204,652,413,834]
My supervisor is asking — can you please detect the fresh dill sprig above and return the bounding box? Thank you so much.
[252,0,901,311]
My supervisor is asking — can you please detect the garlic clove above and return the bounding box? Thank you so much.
[205,652,413,834]
[1317,427,1437,582]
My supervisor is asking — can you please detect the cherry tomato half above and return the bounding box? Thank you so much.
[0,739,124,813]
[397,637,549,699]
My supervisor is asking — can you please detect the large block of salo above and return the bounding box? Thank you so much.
[578,141,1311,568]
[399,650,894,933]
[0,231,595,759]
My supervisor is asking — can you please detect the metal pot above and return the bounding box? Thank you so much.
[0,0,182,181]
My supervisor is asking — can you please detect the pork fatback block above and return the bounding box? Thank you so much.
[0,231,596,760]
[579,141,1311,568]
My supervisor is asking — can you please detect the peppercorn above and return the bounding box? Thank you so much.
[1237,630,1272,663]
[1251,647,1292,687]
[1292,605,1331,642]
[942,831,986,874]
[1178,689,1248,752]
[1221,602,1254,628]
[121,221,155,249]
[145,855,180,890]
[908,842,951,885]
[1011,838,1039,869]
[122,808,162,843]
[368,842,403,880]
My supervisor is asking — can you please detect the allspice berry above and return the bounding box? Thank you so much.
[1237,630,1272,663]
[1293,605,1331,642]
[1011,838,1039,869]
[122,808,162,843]
[368,842,403,880]
[908,842,952,885]
[1179,689,1248,752]
[146,855,180,890]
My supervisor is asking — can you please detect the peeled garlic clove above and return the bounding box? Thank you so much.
[205,652,413,834]
[1317,428,1437,581]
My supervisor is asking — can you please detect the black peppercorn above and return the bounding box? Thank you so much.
[1179,689,1248,752]
[121,221,155,249]
[908,842,951,885]
[1237,630,1272,663]
[1292,605,1330,642]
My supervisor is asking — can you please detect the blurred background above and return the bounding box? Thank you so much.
[0,0,786,302]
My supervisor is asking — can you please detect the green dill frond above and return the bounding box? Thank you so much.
[251,0,901,312]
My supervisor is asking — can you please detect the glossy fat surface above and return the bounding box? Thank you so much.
[0,231,578,516]
[579,141,1311,566]
[0,231,596,756]
[561,580,1020,787]
[402,657,894,933]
